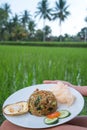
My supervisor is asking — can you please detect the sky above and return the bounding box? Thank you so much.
[0,0,87,36]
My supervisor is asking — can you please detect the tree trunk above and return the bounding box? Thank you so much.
[43,18,45,42]
[59,20,62,42]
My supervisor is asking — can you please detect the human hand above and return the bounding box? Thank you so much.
[43,80,73,87]
[43,80,87,96]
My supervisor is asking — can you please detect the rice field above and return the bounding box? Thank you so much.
[0,45,87,124]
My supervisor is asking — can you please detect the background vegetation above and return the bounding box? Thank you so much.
[0,0,87,42]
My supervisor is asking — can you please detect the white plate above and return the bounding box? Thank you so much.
[3,84,84,128]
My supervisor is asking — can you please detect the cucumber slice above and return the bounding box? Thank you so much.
[44,117,58,125]
[59,110,71,119]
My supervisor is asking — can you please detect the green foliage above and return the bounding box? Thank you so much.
[0,2,87,41]
[35,0,52,41]
[0,45,87,123]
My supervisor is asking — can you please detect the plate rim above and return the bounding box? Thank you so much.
[3,83,84,128]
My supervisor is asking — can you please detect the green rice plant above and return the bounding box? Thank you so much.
[0,45,87,124]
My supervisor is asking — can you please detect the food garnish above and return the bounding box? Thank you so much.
[46,111,60,119]
[44,117,59,125]
[58,110,71,119]
[44,110,71,125]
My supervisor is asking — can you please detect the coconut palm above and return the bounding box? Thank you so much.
[28,20,36,37]
[0,3,11,27]
[84,15,87,42]
[2,3,11,19]
[85,17,87,23]
[6,14,19,36]
[20,10,31,30]
[10,14,20,30]
[35,0,52,41]
[0,3,11,40]
[52,0,70,41]
[43,25,52,39]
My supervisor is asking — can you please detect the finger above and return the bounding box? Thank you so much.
[62,81,73,87]
[43,80,73,87]
[43,80,59,84]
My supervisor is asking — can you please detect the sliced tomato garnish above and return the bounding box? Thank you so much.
[47,111,60,119]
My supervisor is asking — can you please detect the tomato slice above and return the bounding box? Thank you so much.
[47,111,60,119]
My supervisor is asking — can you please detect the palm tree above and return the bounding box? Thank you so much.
[52,0,70,41]
[84,15,87,42]
[11,14,20,28]
[43,25,52,39]
[0,3,11,40]
[20,10,31,30]
[28,20,36,37]
[85,17,87,23]
[2,3,11,19]
[6,14,19,36]
[35,0,52,41]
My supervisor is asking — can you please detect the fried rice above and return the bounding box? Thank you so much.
[28,89,57,116]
